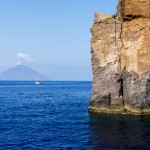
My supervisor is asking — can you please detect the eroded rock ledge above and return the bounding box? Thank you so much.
[89,0,150,115]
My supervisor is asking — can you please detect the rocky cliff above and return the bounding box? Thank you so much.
[89,0,150,115]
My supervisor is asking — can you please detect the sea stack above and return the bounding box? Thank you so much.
[89,0,150,115]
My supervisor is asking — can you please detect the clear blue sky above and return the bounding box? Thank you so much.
[0,0,118,81]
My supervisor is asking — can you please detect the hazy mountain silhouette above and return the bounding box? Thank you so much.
[0,65,48,81]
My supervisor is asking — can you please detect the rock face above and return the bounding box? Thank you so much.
[89,0,150,115]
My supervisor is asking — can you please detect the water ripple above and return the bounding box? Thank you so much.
[0,81,150,149]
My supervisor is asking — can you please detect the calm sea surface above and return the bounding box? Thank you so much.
[0,81,150,149]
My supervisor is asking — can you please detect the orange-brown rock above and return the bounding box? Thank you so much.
[123,0,149,17]
[89,0,150,115]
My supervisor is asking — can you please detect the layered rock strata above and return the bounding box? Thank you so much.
[89,0,150,115]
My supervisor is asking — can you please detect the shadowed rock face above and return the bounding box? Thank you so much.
[89,0,150,115]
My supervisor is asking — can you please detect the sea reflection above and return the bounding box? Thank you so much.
[89,114,150,149]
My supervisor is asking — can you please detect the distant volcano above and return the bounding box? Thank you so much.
[0,65,48,81]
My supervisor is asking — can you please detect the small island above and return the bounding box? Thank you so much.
[89,0,150,115]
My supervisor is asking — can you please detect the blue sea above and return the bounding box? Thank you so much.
[0,81,150,149]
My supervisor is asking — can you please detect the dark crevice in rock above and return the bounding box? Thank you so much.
[113,15,118,47]
[123,15,149,21]
[117,0,125,21]
[145,79,150,105]
[123,108,127,114]
[118,77,124,97]
[118,66,129,106]
[115,17,117,46]
[146,79,150,93]
[109,93,111,106]
[118,1,124,74]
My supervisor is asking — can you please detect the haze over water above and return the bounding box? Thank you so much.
[0,0,118,81]
[0,81,150,149]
